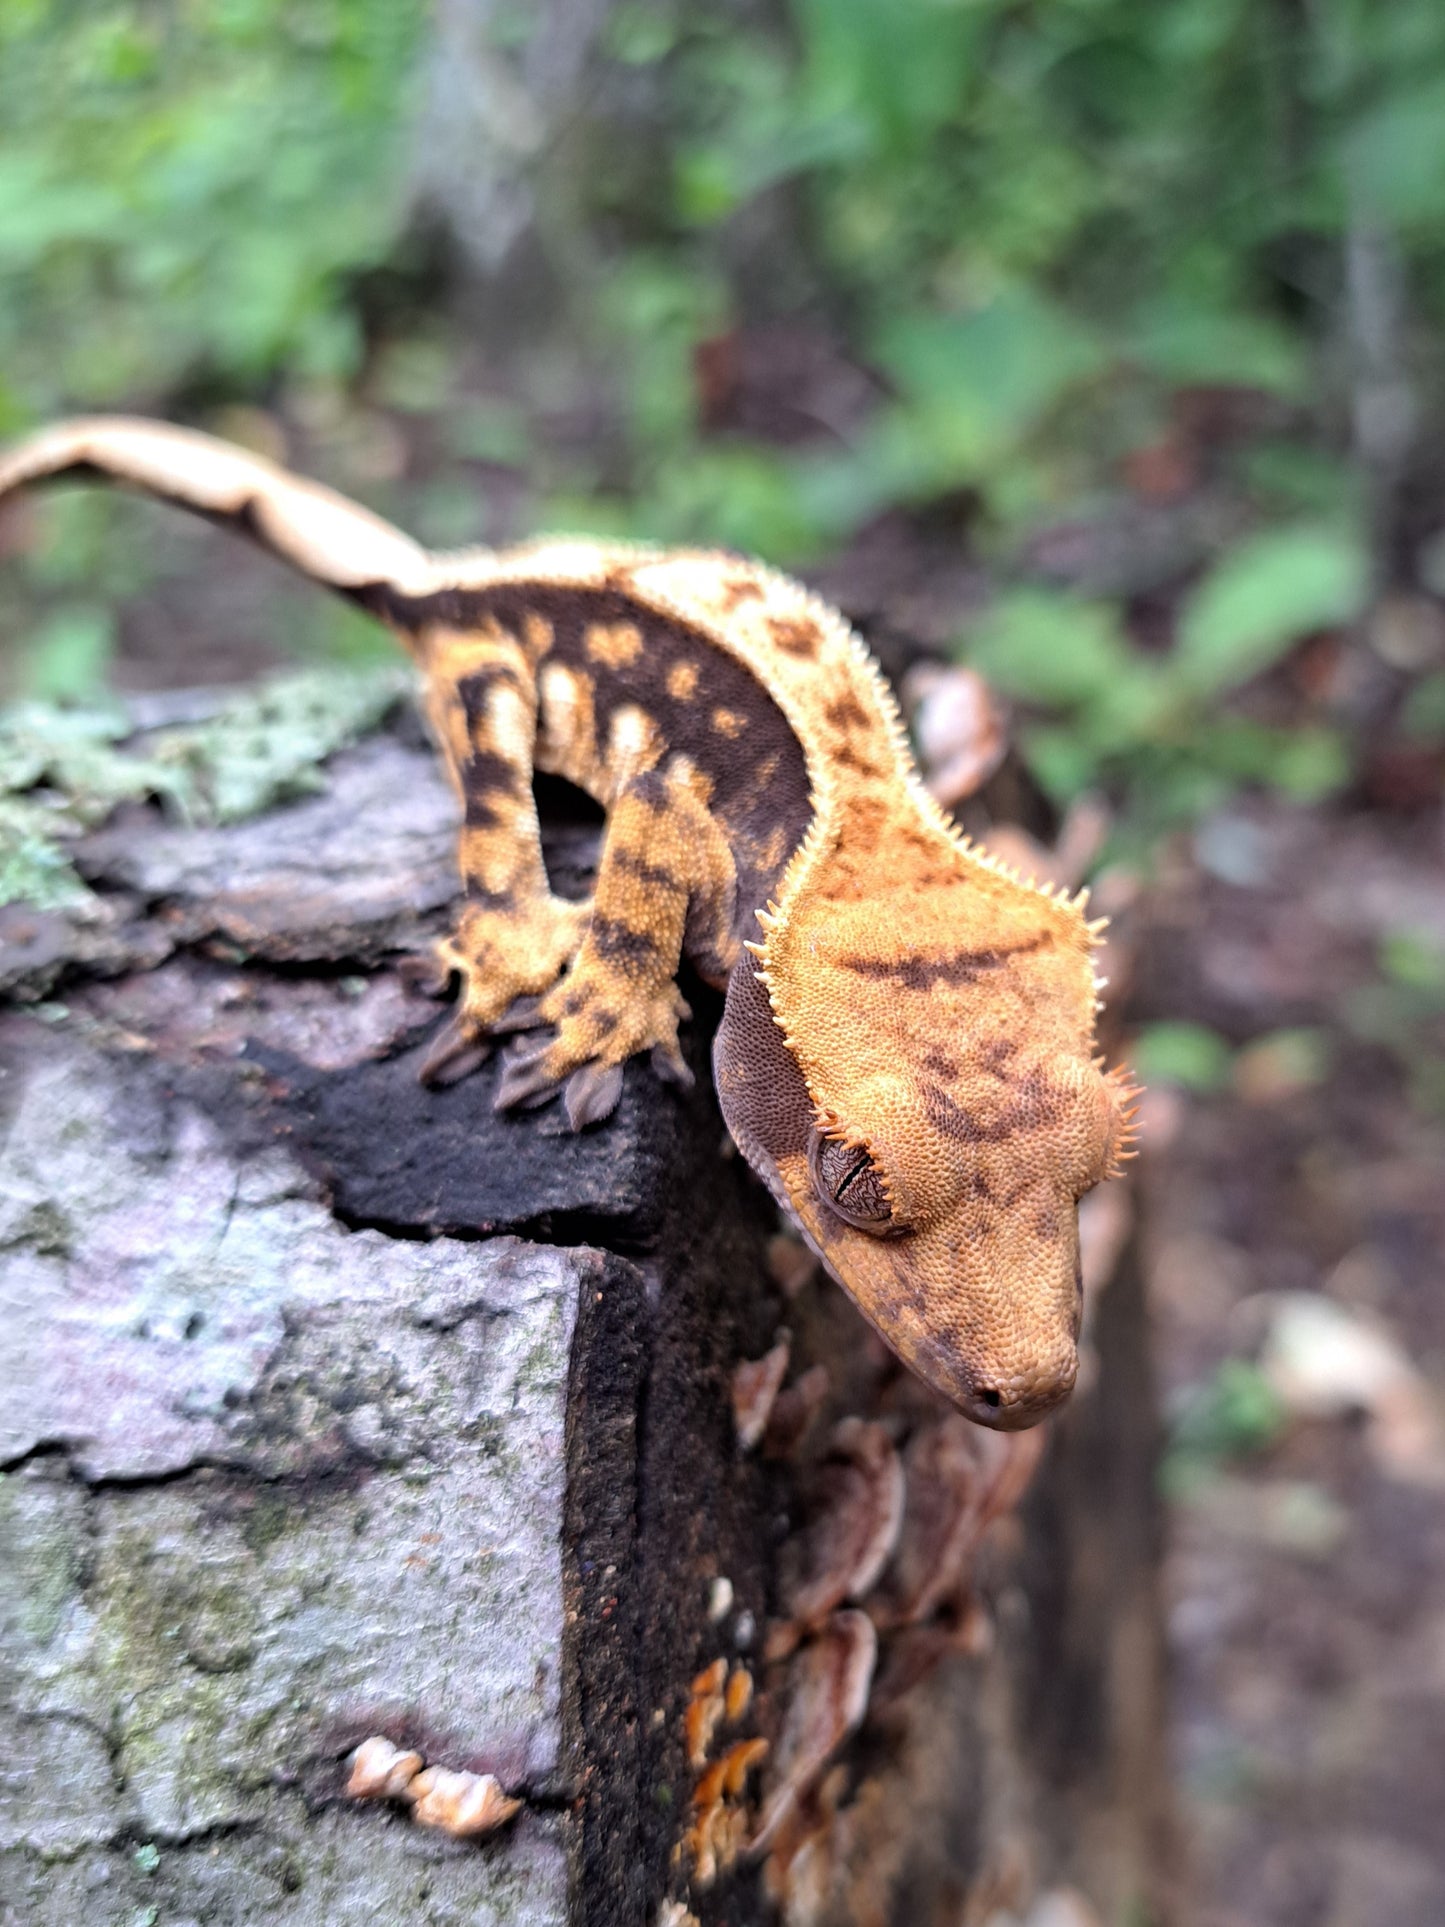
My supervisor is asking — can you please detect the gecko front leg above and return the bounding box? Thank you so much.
[495,768,740,1128]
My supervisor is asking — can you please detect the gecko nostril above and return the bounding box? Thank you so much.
[977,1387,1002,1409]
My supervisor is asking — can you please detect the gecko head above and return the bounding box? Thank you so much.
[790,1050,1133,1427]
[714,860,1138,1430]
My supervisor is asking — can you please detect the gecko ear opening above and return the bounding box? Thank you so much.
[806,1127,896,1235]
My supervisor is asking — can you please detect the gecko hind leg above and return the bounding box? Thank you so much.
[411,622,590,1086]
[494,769,740,1128]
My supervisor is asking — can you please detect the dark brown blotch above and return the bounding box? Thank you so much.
[462,748,522,827]
[718,574,766,610]
[825,692,870,734]
[613,847,687,895]
[457,663,526,732]
[922,1075,1054,1147]
[591,914,661,968]
[629,769,673,815]
[768,617,819,659]
[1032,1204,1060,1241]
[842,932,1049,991]
[830,739,881,777]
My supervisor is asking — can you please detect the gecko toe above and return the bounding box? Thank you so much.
[399,952,456,1001]
[649,1041,695,1090]
[563,1061,625,1130]
[494,1036,563,1111]
[418,1016,491,1087]
[490,993,549,1035]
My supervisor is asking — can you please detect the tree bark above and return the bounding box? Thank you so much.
[0,698,1172,1925]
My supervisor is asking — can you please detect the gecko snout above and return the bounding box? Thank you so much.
[956,1345,1079,1431]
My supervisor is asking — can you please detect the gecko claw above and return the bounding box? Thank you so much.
[650,1042,695,1090]
[564,1061,625,1130]
[494,1035,563,1111]
[398,951,456,1000]
[418,1016,492,1087]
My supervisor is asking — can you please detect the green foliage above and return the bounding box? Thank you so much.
[956,573,1355,825]
[1343,931,1445,1118]
[1174,527,1369,696]
[1401,672,1445,742]
[565,0,1431,829]
[19,605,117,703]
[1130,1021,1233,1093]
[0,0,421,424]
[868,293,1108,509]
[1170,1359,1289,1465]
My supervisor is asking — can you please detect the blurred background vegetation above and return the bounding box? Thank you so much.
[5,5,1445,1920]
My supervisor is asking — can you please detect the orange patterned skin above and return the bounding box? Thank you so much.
[0,419,1138,1428]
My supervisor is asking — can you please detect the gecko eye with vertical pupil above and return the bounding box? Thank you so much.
[807,1129,893,1232]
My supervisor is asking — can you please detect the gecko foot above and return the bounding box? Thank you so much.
[418,1015,493,1088]
[493,1034,564,1111]
[493,1038,625,1129]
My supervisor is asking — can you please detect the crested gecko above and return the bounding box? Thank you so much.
[0,418,1137,1430]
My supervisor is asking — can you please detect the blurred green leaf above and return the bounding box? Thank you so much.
[1170,1359,1288,1464]
[1231,1027,1333,1101]
[0,0,421,409]
[1401,672,1445,742]
[1130,1020,1232,1092]
[1174,524,1369,694]
[1130,302,1305,397]
[606,3,678,66]
[1380,930,1445,997]
[1343,77,1445,228]
[961,591,1132,708]
[21,606,115,702]
[875,293,1106,483]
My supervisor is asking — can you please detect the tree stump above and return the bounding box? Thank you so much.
[0,696,1171,1926]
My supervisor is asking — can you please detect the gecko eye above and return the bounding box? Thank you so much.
[807,1128,894,1234]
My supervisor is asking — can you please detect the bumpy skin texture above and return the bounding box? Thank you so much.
[0,418,1137,1428]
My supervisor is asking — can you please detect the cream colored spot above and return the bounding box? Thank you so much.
[608,703,660,781]
[484,682,530,762]
[667,752,714,807]
[711,707,746,739]
[586,621,644,670]
[667,658,701,701]
[539,662,599,785]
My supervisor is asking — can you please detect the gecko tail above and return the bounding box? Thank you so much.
[0,415,436,634]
